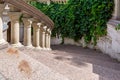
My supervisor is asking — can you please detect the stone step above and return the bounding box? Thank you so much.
[51,51,120,80]
[73,54,120,70]
[19,47,120,80]
[18,47,100,80]
[53,51,120,71]
[0,48,69,80]
[52,45,120,71]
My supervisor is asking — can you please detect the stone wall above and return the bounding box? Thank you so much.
[97,20,120,61]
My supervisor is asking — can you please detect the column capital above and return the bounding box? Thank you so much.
[47,28,50,31]
[8,12,22,21]
[32,22,42,29]
[42,26,47,32]
[37,23,42,28]
[47,28,51,34]
[22,18,32,27]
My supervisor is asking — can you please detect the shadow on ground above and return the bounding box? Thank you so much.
[52,45,120,80]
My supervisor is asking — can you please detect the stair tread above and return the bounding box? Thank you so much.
[19,47,99,80]
[19,47,120,80]
[0,48,69,80]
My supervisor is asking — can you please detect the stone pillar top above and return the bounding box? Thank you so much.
[32,22,41,29]
[47,28,50,32]
[37,23,42,28]
[8,12,22,21]
[22,18,32,27]
[46,28,51,34]
[43,26,47,31]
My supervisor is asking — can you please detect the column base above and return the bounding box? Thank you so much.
[25,45,33,48]
[35,46,42,50]
[0,39,8,50]
[41,47,46,50]
[41,47,52,50]
[46,48,52,51]
[11,42,23,47]
[0,39,7,44]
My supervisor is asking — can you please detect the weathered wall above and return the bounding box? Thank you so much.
[97,20,120,61]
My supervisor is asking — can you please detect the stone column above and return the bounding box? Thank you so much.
[8,12,22,47]
[33,22,41,49]
[0,4,6,44]
[38,23,42,48]
[23,18,32,47]
[48,29,51,50]
[41,26,47,49]
[113,0,120,20]
[45,28,51,50]
[45,31,49,49]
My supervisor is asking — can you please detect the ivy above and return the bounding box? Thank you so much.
[30,0,114,45]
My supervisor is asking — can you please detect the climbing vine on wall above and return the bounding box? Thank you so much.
[29,0,114,45]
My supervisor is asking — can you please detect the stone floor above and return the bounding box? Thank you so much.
[19,45,120,80]
[0,72,6,80]
[0,47,69,80]
[0,44,120,80]
[51,45,120,80]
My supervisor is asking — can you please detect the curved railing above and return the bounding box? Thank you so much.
[3,0,54,29]
[0,0,53,50]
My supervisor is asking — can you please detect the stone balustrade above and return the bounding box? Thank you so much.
[25,0,67,4]
[0,2,52,50]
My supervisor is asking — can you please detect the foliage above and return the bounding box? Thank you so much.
[29,0,114,45]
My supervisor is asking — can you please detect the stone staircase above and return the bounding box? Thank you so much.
[0,0,119,80]
[18,45,120,80]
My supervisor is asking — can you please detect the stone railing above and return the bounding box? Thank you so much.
[25,0,67,4]
[0,0,54,50]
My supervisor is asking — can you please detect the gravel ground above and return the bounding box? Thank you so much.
[0,47,69,80]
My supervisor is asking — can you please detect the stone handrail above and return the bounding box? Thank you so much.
[3,0,54,29]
